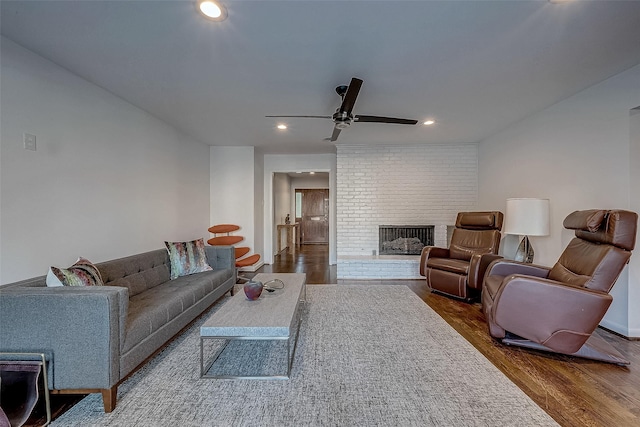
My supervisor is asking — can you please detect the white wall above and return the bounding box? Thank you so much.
[478,63,640,337]
[253,150,264,263]
[273,173,291,252]
[0,37,211,284]
[263,154,336,264]
[210,146,261,270]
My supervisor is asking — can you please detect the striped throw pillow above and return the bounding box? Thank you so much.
[46,257,104,287]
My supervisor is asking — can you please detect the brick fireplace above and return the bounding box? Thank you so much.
[379,225,434,255]
[335,143,478,279]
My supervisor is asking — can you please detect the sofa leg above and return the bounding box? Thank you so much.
[102,386,117,412]
[230,286,235,296]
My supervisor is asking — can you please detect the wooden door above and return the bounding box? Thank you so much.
[300,189,329,244]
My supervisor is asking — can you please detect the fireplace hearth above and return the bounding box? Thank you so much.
[379,225,435,255]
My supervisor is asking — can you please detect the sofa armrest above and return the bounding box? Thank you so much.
[205,245,235,271]
[493,276,612,353]
[0,286,128,390]
[419,246,450,277]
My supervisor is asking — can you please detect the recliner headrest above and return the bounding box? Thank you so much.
[455,211,503,231]
[565,209,637,251]
[563,210,607,232]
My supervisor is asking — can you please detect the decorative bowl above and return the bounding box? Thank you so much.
[243,280,263,300]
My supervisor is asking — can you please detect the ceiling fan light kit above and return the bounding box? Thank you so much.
[266,77,418,142]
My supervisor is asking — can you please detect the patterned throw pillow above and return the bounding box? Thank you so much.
[165,238,213,280]
[46,257,104,287]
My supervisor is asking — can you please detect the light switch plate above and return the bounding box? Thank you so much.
[24,133,37,151]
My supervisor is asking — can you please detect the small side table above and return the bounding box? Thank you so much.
[277,223,300,253]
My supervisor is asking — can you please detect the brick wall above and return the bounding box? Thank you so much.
[336,143,478,278]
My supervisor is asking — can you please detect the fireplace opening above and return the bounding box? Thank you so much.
[379,225,434,255]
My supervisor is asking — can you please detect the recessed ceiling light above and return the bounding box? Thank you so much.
[277,124,287,130]
[197,1,227,21]
[423,120,435,126]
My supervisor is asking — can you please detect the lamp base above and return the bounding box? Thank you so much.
[514,235,534,263]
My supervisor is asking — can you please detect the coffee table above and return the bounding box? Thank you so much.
[200,273,306,379]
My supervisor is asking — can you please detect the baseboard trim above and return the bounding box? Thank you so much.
[598,319,640,339]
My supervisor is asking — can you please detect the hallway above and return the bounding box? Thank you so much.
[256,244,337,284]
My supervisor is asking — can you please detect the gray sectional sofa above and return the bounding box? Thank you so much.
[0,245,236,412]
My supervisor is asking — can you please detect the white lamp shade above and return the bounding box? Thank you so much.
[504,198,550,236]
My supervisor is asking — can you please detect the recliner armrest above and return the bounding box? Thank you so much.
[492,276,612,353]
[420,246,450,276]
[485,259,551,279]
[468,254,503,290]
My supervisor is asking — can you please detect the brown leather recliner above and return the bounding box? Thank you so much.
[482,209,637,364]
[420,211,503,301]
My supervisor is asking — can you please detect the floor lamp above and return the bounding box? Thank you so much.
[504,198,550,263]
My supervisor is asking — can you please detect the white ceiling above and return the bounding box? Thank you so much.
[2,1,640,155]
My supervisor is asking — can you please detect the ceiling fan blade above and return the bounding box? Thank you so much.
[265,115,332,119]
[339,78,363,115]
[330,126,342,142]
[354,115,418,125]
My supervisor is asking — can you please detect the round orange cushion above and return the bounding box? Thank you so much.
[236,254,260,267]
[207,236,243,246]
[208,224,240,234]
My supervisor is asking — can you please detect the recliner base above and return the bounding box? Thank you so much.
[429,287,478,303]
[501,332,629,365]
[426,268,478,302]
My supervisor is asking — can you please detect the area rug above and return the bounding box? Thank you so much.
[52,285,558,426]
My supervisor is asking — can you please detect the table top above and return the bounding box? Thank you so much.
[200,273,306,338]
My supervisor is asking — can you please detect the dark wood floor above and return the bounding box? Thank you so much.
[24,244,640,426]
[261,244,640,427]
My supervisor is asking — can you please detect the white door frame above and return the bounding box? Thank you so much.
[262,154,337,265]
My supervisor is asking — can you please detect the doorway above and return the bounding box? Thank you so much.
[268,170,334,265]
[296,189,329,244]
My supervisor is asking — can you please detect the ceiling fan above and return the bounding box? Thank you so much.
[266,77,418,142]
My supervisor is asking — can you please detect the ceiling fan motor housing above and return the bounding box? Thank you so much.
[333,110,352,128]
[335,85,349,97]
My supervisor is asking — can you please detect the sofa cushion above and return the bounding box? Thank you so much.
[122,269,232,352]
[165,239,212,280]
[98,249,171,297]
[46,257,104,287]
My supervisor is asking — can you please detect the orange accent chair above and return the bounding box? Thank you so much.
[208,224,260,282]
